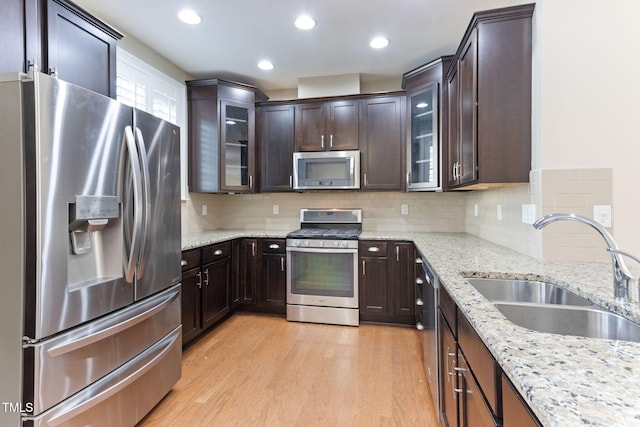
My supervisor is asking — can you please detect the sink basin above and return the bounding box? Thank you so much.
[493,302,640,343]
[466,278,593,306]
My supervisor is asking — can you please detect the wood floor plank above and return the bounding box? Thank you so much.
[138,313,439,426]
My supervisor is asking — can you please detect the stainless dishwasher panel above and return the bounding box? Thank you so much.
[25,326,181,427]
[25,285,181,415]
[420,258,440,421]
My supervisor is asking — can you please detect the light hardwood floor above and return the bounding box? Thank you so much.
[138,313,439,426]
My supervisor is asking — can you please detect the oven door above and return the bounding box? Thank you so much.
[286,246,358,308]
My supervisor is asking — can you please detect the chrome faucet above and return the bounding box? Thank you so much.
[533,213,636,304]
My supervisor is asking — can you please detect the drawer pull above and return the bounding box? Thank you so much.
[415,278,424,285]
[415,258,423,264]
[416,298,424,306]
[454,366,467,372]
[269,244,280,249]
[368,247,380,253]
[416,323,424,331]
[181,260,187,266]
[214,249,223,256]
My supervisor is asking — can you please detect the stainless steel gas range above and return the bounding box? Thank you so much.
[286,209,362,326]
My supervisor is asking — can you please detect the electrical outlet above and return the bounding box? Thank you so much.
[202,205,208,216]
[497,204,503,221]
[273,204,279,215]
[593,205,612,228]
[401,204,409,215]
[522,204,536,225]
[474,204,478,217]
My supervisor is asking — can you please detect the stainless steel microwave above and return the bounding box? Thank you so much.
[293,150,360,190]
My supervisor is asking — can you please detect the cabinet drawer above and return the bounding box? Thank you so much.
[439,285,457,335]
[460,352,499,427]
[262,239,285,254]
[359,241,388,257]
[181,248,201,271]
[458,311,500,415]
[202,241,232,263]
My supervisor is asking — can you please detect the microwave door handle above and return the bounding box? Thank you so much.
[134,127,151,280]
[122,126,143,284]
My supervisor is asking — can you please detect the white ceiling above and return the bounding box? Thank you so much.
[74,0,531,91]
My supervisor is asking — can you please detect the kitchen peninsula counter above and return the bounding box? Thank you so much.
[182,230,640,426]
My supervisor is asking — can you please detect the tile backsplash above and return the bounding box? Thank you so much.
[182,191,466,235]
[182,167,613,263]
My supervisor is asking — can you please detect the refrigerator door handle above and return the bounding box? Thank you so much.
[45,287,180,357]
[122,126,144,283]
[134,127,152,279]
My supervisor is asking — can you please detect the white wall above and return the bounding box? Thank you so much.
[536,0,640,255]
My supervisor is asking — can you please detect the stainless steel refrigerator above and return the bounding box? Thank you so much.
[0,72,182,426]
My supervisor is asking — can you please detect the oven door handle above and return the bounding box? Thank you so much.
[286,247,358,255]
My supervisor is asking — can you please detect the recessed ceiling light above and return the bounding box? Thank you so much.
[258,60,274,71]
[178,9,202,25]
[370,37,390,49]
[295,15,316,30]
[416,102,429,108]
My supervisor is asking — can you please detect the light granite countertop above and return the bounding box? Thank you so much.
[182,230,640,426]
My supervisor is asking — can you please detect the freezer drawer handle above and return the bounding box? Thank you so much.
[43,328,180,427]
[46,288,179,357]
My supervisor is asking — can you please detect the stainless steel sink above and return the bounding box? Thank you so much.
[466,278,593,306]
[493,302,640,343]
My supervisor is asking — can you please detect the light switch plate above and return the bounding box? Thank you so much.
[202,205,207,216]
[474,204,478,217]
[521,204,536,225]
[273,204,279,215]
[593,205,612,228]
[497,204,502,221]
[401,204,409,215]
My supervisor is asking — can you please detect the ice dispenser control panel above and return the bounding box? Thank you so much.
[69,196,120,255]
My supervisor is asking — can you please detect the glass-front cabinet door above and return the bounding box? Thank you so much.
[407,83,439,191]
[220,100,255,191]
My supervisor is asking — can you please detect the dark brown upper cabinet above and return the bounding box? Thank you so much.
[402,56,452,191]
[257,104,295,192]
[295,99,359,151]
[187,78,268,194]
[360,95,405,191]
[446,4,534,190]
[1,0,122,98]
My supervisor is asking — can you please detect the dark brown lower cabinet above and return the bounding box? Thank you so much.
[359,241,415,324]
[233,238,259,309]
[258,239,286,314]
[180,242,231,347]
[233,238,286,314]
[440,311,459,427]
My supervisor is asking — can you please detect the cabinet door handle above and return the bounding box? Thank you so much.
[249,175,253,188]
[415,278,424,285]
[406,172,410,186]
[367,247,380,253]
[196,271,202,289]
[396,246,400,262]
[252,242,256,257]
[454,366,467,372]
[214,249,223,256]
[330,134,333,148]
[362,260,366,275]
[181,260,187,266]
[416,298,424,306]
[364,173,368,187]
[321,135,325,149]
[204,269,210,286]
[289,175,293,188]
[281,256,285,272]
[269,243,280,249]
